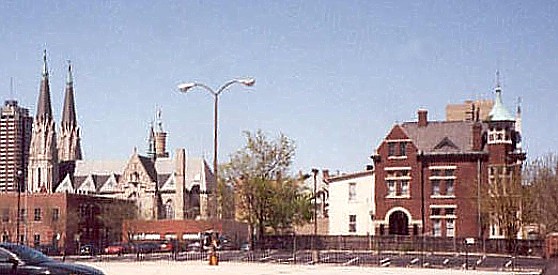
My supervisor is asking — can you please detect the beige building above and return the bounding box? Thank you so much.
[0,100,32,192]
[446,99,493,122]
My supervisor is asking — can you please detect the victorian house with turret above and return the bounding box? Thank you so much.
[371,78,525,239]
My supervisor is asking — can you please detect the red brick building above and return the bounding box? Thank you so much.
[0,192,134,254]
[371,85,525,239]
[122,219,248,247]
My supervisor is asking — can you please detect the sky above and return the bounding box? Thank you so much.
[0,1,557,174]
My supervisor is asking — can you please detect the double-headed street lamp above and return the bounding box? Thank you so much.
[177,78,255,217]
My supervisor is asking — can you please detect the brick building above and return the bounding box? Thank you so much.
[122,219,248,247]
[0,192,134,254]
[371,83,525,239]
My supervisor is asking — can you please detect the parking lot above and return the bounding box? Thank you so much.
[72,249,546,273]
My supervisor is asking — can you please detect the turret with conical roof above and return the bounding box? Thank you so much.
[28,50,58,193]
[58,60,82,161]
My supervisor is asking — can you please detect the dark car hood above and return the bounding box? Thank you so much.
[38,261,104,275]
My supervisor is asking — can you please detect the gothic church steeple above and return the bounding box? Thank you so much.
[58,60,82,161]
[28,50,58,192]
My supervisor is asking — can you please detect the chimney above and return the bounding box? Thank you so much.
[472,122,482,151]
[418,109,428,127]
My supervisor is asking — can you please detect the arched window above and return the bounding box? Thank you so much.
[165,200,174,220]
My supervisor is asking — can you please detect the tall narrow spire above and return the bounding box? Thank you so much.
[36,50,52,120]
[61,60,77,128]
[42,49,49,78]
[147,121,156,159]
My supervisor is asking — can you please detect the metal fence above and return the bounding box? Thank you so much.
[258,235,545,257]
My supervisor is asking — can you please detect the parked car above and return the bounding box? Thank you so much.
[135,242,159,253]
[0,243,105,275]
[104,243,125,255]
[34,244,60,256]
[79,244,97,256]
[240,242,251,252]
[186,241,202,251]
[158,241,174,252]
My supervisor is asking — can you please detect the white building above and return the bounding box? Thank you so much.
[326,170,374,235]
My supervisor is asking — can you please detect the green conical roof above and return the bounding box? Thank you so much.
[488,86,514,121]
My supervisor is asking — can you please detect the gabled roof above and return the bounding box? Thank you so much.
[433,136,460,152]
[401,120,488,154]
[137,155,157,182]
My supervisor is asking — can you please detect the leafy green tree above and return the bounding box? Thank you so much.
[221,130,311,241]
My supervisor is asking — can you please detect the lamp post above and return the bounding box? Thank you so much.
[177,78,255,218]
[311,168,319,263]
[15,170,22,244]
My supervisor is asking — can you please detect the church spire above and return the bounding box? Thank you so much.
[61,60,77,128]
[58,60,82,162]
[36,50,52,120]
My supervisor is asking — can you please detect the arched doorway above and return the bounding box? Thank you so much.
[388,211,409,235]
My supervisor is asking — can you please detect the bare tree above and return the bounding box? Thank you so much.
[524,154,558,234]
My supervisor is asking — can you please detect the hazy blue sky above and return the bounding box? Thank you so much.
[0,1,556,173]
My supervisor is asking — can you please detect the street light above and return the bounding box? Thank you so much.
[311,168,319,263]
[177,78,255,218]
[15,170,22,244]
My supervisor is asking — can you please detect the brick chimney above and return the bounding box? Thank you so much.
[472,122,482,151]
[418,109,428,127]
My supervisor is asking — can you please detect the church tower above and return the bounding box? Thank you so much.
[28,50,58,192]
[58,61,82,161]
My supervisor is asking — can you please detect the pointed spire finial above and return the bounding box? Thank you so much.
[517,96,522,115]
[66,60,73,85]
[496,70,501,89]
[42,49,49,78]
[156,107,163,132]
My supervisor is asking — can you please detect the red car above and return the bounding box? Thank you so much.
[104,243,125,255]
[159,241,174,252]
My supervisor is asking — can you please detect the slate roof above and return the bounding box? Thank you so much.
[401,120,488,154]
[138,155,157,182]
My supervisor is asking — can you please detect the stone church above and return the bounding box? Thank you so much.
[28,51,215,221]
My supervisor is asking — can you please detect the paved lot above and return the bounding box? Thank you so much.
[69,250,545,274]
[85,260,531,275]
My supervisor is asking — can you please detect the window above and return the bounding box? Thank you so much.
[431,180,440,195]
[432,220,441,237]
[33,234,40,247]
[18,209,26,222]
[400,180,409,196]
[386,180,396,196]
[52,208,59,221]
[348,182,356,201]
[349,215,357,233]
[399,142,407,156]
[444,169,454,177]
[446,179,454,196]
[445,208,455,215]
[1,208,8,222]
[388,143,396,156]
[164,200,174,219]
[34,208,41,221]
[431,208,441,216]
[446,219,455,237]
